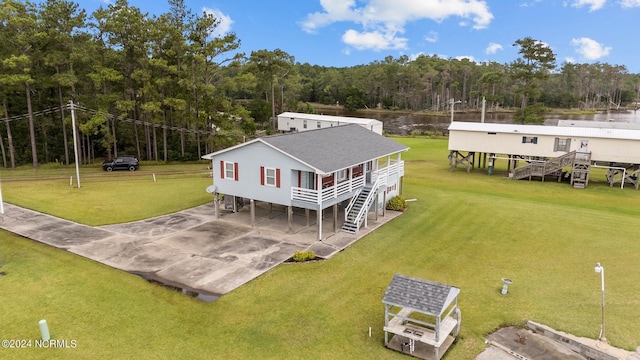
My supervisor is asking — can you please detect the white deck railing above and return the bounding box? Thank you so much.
[291,175,365,205]
[290,161,404,205]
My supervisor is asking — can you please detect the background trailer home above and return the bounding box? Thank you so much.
[277,111,383,134]
[202,124,408,240]
[448,121,640,189]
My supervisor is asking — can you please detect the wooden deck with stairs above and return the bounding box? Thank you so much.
[511,151,593,188]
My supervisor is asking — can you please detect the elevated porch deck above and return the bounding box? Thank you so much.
[291,161,404,210]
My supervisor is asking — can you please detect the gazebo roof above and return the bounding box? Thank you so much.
[382,274,460,317]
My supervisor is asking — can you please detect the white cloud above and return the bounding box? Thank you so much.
[301,0,493,51]
[571,37,611,60]
[424,31,438,43]
[203,7,234,37]
[621,0,640,7]
[342,29,408,51]
[520,0,542,7]
[564,57,576,64]
[409,52,425,60]
[570,0,607,11]
[410,52,448,61]
[485,42,503,54]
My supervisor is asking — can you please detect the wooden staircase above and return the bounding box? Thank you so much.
[341,183,378,234]
[511,151,577,181]
[511,150,593,189]
[570,152,592,189]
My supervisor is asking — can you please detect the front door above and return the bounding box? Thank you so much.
[300,171,315,190]
[579,139,589,153]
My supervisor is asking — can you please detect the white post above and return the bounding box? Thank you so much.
[39,319,50,341]
[450,98,455,122]
[481,97,486,123]
[69,100,81,188]
[594,262,606,342]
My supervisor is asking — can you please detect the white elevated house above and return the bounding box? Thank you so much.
[448,121,640,189]
[277,111,383,134]
[202,124,408,240]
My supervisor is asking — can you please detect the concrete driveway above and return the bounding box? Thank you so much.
[0,202,401,300]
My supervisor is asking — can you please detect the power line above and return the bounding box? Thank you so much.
[0,104,214,135]
[71,104,213,135]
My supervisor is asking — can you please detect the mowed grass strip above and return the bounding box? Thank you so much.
[1,162,213,225]
[1,138,639,359]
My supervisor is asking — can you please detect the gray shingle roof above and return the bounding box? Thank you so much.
[382,274,460,316]
[261,124,408,174]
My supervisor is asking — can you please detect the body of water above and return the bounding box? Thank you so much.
[316,107,640,135]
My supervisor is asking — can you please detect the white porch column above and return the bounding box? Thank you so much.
[333,203,338,233]
[316,172,322,205]
[397,152,402,194]
[317,206,323,241]
[387,155,391,184]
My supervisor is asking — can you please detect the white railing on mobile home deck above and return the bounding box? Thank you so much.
[290,160,404,205]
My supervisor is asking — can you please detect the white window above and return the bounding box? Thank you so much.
[265,167,276,186]
[336,169,347,182]
[225,161,235,179]
[554,138,571,152]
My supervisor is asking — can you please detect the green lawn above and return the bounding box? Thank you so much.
[1,139,639,359]
[0,162,213,225]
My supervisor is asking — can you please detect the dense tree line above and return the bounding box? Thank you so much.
[1,0,638,168]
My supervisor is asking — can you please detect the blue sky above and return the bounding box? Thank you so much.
[73,0,640,72]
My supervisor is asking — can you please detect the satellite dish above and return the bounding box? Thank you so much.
[206,185,217,194]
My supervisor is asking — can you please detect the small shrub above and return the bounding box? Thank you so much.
[386,195,407,211]
[292,250,316,262]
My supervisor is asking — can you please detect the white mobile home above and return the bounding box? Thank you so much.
[448,121,640,188]
[277,112,383,134]
[202,124,408,240]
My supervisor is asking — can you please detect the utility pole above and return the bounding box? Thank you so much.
[69,100,81,188]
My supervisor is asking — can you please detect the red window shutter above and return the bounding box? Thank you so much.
[260,166,265,185]
[234,162,239,181]
[276,168,281,188]
[220,161,224,179]
[297,171,301,187]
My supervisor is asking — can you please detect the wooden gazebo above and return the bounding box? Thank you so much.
[382,274,461,360]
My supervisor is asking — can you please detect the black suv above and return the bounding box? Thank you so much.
[102,156,139,172]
